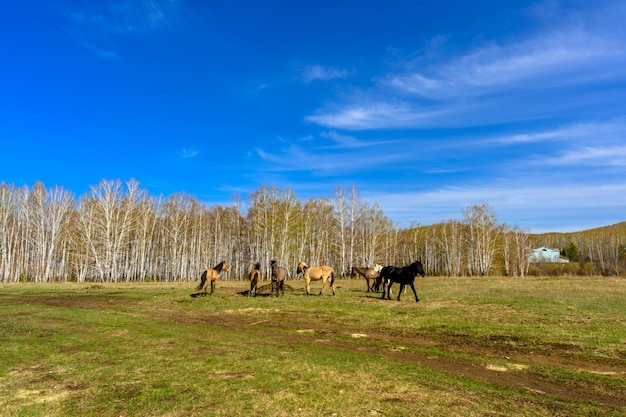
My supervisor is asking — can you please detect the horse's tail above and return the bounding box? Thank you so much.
[251,270,260,282]
[196,270,207,290]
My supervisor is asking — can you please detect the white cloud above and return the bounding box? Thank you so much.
[306,16,626,130]
[255,134,410,174]
[306,102,456,130]
[365,182,626,232]
[63,0,182,58]
[493,119,626,145]
[299,65,351,83]
[181,148,199,158]
[542,145,626,167]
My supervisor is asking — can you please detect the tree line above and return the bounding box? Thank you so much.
[1,179,624,283]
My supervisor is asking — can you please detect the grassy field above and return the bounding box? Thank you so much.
[1,276,625,416]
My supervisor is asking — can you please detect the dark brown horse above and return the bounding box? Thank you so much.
[270,259,285,297]
[350,264,383,292]
[248,262,261,296]
[297,262,335,296]
[379,260,425,302]
[196,261,230,295]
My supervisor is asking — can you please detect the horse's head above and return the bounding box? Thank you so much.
[373,264,383,273]
[218,262,230,272]
[253,262,261,270]
[296,262,308,274]
[412,260,425,277]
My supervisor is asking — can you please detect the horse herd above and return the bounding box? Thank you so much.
[195,260,426,302]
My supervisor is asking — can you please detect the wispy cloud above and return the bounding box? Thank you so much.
[181,148,199,159]
[493,119,626,145]
[299,65,351,83]
[366,182,626,232]
[385,30,622,100]
[319,131,391,149]
[307,101,456,130]
[255,133,409,174]
[306,5,626,130]
[63,0,182,58]
[542,145,626,167]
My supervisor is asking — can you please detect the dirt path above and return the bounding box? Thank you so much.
[173,306,626,409]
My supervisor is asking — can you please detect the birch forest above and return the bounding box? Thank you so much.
[1,179,625,283]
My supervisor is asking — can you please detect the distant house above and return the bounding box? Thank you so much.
[529,247,570,263]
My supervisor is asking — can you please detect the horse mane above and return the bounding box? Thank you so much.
[254,262,261,270]
[212,261,225,272]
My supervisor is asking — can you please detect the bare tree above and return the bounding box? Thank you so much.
[357,202,392,266]
[333,186,349,276]
[76,179,142,282]
[439,219,464,276]
[0,183,20,281]
[502,223,532,277]
[463,204,500,276]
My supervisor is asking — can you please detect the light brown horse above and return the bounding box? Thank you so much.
[248,262,261,296]
[196,261,230,295]
[350,264,383,292]
[270,259,285,297]
[297,262,335,296]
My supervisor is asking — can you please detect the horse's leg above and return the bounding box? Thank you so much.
[305,277,311,296]
[386,282,393,300]
[210,280,215,295]
[319,278,325,295]
[409,283,420,302]
[397,284,405,301]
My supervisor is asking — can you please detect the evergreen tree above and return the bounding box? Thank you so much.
[562,242,579,262]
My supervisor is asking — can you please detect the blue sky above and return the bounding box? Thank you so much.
[1,1,625,233]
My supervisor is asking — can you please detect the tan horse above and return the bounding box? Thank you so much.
[196,261,230,295]
[297,262,335,296]
[248,262,261,296]
[270,259,285,297]
[350,264,383,292]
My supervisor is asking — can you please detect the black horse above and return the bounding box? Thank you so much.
[379,260,425,302]
[270,259,285,297]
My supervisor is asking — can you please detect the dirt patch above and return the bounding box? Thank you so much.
[3,292,142,310]
[162,305,626,409]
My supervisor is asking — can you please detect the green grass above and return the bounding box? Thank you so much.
[1,277,625,416]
